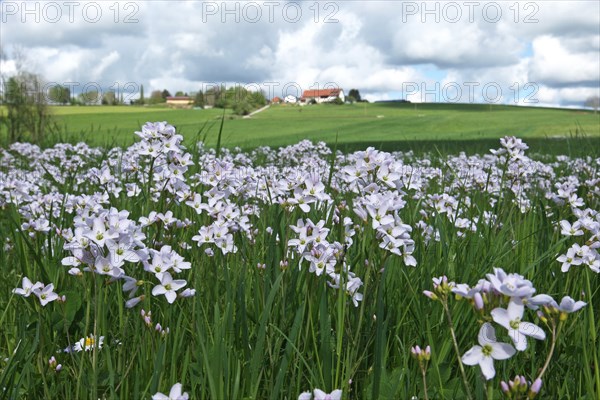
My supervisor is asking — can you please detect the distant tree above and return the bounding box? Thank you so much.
[194,91,205,108]
[48,85,71,105]
[149,90,165,104]
[348,89,362,103]
[79,89,100,105]
[102,91,117,105]
[233,100,252,116]
[585,95,599,113]
[175,91,185,97]
[161,89,171,100]
[139,84,145,105]
[204,85,224,107]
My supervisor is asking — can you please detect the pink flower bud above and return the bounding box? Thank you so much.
[529,378,542,397]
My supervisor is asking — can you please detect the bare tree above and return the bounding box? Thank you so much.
[584,95,599,114]
[0,48,52,143]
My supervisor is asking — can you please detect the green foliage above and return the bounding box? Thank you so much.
[48,85,71,105]
[193,91,205,108]
[348,89,362,103]
[0,72,53,143]
[102,91,118,106]
[149,90,165,105]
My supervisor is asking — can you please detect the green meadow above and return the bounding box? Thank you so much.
[6,103,597,153]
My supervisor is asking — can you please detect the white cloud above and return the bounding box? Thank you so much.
[91,51,120,81]
[0,1,597,107]
[529,35,600,87]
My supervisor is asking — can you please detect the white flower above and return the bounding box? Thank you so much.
[32,283,59,306]
[486,268,535,298]
[462,323,516,380]
[313,388,342,400]
[72,334,104,352]
[553,296,586,313]
[152,272,186,304]
[298,391,312,400]
[152,383,189,400]
[13,277,43,297]
[491,297,546,351]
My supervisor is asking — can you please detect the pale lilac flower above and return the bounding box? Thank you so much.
[461,323,516,380]
[152,383,189,400]
[560,220,584,236]
[553,296,586,313]
[491,298,546,351]
[12,277,43,297]
[33,283,59,306]
[557,246,583,272]
[486,268,535,298]
[298,391,312,400]
[313,388,342,400]
[152,272,187,304]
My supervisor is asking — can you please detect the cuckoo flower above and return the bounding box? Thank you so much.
[491,297,546,351]
[462,323,516,380]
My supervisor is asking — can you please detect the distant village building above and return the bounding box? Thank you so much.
[166,96,193,108]
[284,95,297,104]
[271,96,282,104]
[300,89,345,104]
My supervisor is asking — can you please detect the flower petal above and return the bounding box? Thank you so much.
[462,346,483,366]
[478,322,497,346]
[509,328,528,351]
[165,291,177,304]
[479,356,496,380]
[507,297,525,319]
[490,342,516,360]
[152,286,167,296]
[490,308,511,330]
[518,322,546,340]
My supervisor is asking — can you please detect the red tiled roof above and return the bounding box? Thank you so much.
[302,89,341,98]
[166,96,192,100]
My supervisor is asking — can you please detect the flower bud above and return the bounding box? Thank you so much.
[500,381,510,395]
[474,292,484,310]
[537,310,548,324]
[125,295,144,309]
[528,378,542,398]
[423,290,438,301]
[424,346,431,361]
[559,311,568,321]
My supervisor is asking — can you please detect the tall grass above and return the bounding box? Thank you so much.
[0,127,598,399]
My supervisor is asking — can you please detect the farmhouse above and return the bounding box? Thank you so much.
[300,88,345,104]
[284,95,297,104]
[166,96,193,108]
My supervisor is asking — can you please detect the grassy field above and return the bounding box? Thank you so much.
[0,129,598,399]
[2,103,598,153]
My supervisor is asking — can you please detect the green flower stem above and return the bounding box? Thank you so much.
[420,363,430,400]
[442,299,474,400]
[535,319,561,382]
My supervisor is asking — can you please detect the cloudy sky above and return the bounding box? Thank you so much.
[1,0,599,107]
